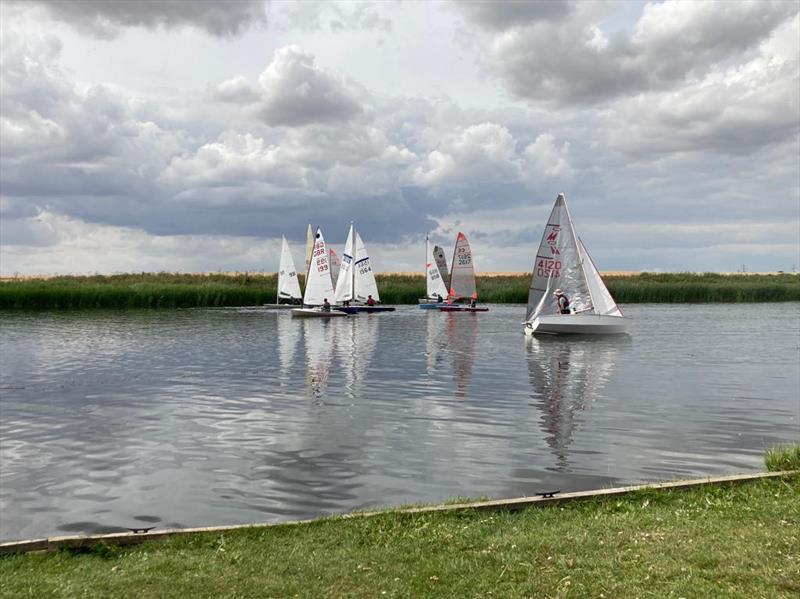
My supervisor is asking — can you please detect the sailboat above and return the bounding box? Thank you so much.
[419,235,449,308]
[333,223,394,313]
[524,193,625,335]
[438,232,488,312]
[433,244,450,291]
[304,224,314,279]
[292,227,348,318]
[329,248,340,292]
[275,235,303,305]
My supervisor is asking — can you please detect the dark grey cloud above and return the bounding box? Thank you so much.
[484,0,797,105]
[17,0,267,38]
[455,0,572,30]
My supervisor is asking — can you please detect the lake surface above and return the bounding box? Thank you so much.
[1,304,798,541]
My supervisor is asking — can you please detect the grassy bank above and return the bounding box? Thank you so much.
[0,272,798,308]
[1,473,797,598]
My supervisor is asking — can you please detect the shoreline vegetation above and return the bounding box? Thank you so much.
[0,272,798,309]
[1,461,797,597]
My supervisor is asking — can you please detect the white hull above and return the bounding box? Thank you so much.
[524,314,626,336]
[291,308,348,318]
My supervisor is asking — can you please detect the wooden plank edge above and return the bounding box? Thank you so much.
[1,469,796,555]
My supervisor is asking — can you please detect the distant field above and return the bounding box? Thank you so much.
[0,272,798,309]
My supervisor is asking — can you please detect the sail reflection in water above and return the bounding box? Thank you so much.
[336,316,379,400]
[425,311,448,375]
[277,313,300,384]
[444,312,478,398]
[303,319,336,400]
[526,336,626,470]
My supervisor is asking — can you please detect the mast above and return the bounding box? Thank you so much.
[351,221,356,301]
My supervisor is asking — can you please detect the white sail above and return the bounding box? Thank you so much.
[426,236,449,299]
[526,193,592,321]
[448,232,477,301]
[303,227,335,306]
[304,223,314,279]
[334,224,355,303]
[277,236,302,302]
[354,231,380,302]
[329,248,341,292]
[433,244,450,290]
[579,238,622,317]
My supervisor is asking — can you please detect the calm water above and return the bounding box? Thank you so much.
[1,304,798,541]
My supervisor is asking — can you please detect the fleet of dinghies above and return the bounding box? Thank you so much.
[275,192,625,334]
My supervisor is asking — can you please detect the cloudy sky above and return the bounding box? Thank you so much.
[1,0,798,275]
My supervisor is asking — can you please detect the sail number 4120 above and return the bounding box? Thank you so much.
[536,259,561,277]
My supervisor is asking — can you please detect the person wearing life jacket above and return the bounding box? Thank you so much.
[366,295,376,306]
[322,298,331,312]
[554,289,571,314]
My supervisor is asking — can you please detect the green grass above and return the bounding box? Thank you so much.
[1,475,797,598]
[766,444,800,472]
[0,272,798,308]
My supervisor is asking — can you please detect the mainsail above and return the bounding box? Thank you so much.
[303,228,335,306]
[277,235,302,302]
[329,248,341,292]
[433,244,450,290]
[304,223,314,279]
[525,193,595,321]
[448,232,477,301]
[425,236,449,299]
[354,232,379,302]
[334,224,355,303]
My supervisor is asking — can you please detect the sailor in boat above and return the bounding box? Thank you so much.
[554,289,571,314]
[322,298,331,312]
[366,295,376,306]
[437,294,444,303]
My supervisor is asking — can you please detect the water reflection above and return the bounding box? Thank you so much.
[1,304,797,541]
[336,316,379,400]
[526,336,625,471]
[425,312,448,375]
[445,313,479,398]
[277,313,299,384]
[303,319,336,401]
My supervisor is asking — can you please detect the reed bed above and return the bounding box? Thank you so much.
[765,443,800,472]
[0,272,797,309]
